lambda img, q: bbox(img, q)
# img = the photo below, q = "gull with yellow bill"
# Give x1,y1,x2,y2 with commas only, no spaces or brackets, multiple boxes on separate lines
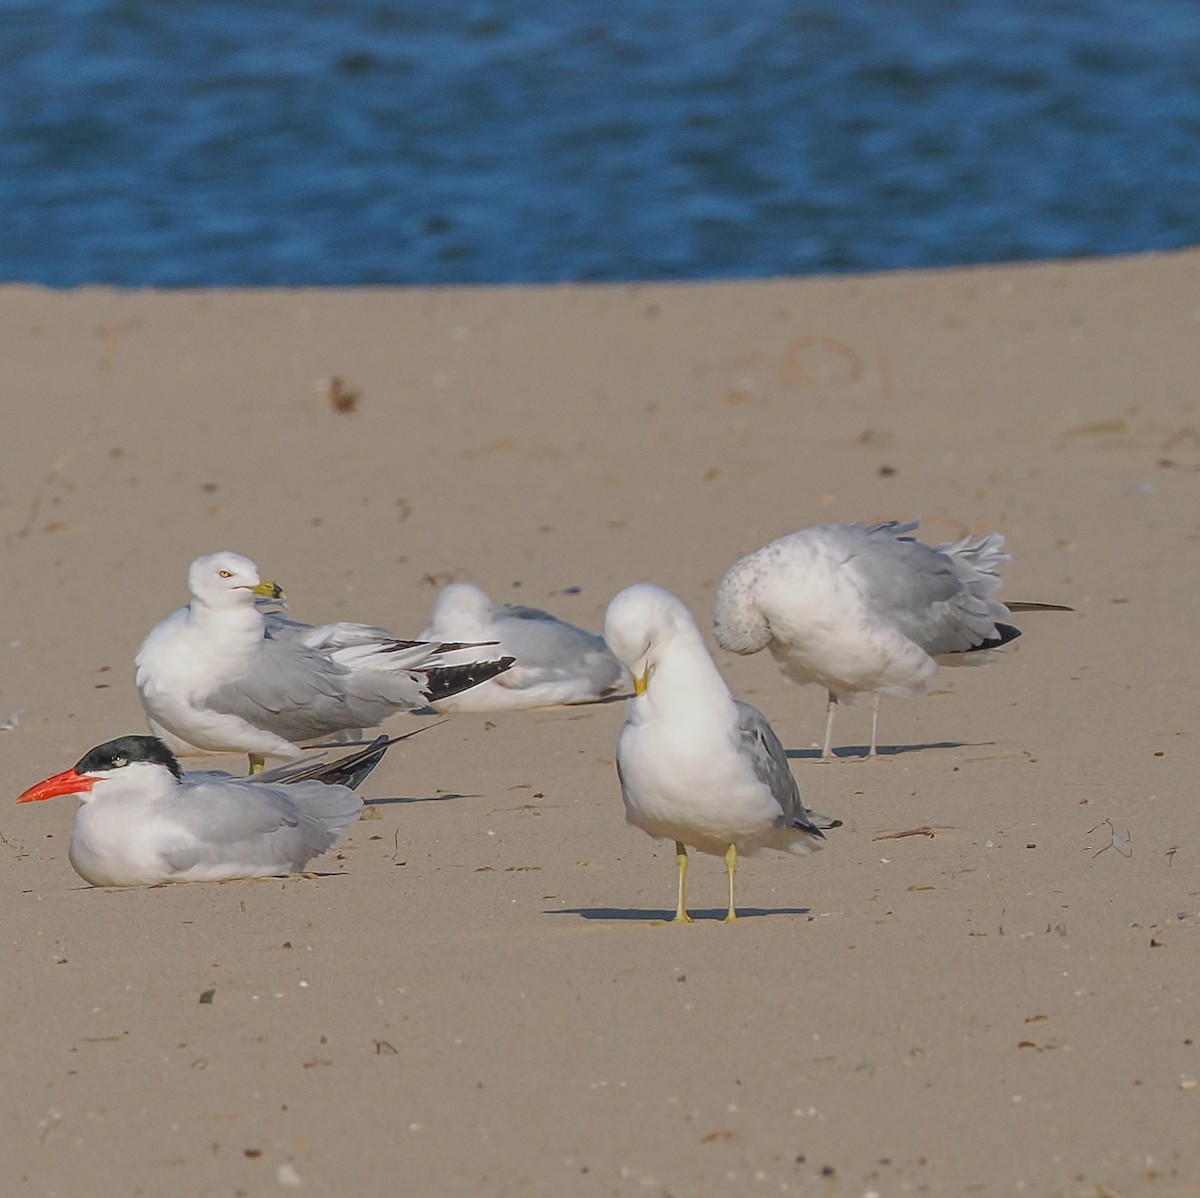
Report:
136,551,513,771
604,583,833,924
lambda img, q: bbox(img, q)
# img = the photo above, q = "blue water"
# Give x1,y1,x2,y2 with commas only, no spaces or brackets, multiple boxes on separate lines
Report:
3,1,1200,287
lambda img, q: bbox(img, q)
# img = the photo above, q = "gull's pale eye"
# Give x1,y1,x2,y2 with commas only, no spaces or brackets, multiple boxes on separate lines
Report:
218,569,233,579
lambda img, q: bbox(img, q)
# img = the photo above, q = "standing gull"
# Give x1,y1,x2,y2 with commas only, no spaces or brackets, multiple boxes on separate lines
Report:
421,582,629,711
604,584,830,924
16,734,391,887
136,552,514,771
714,519,1070,760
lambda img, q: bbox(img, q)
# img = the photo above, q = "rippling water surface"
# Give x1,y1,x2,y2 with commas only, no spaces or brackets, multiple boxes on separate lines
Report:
3,1,1199,285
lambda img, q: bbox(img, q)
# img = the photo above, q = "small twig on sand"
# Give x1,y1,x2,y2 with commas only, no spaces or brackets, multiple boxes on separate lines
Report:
872,825,936,842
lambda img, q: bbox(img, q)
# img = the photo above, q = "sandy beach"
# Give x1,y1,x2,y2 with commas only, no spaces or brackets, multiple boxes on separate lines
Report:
2,249,1199,1197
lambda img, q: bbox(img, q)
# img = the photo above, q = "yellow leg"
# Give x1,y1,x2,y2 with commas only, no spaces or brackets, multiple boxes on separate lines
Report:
248,754,265,775
723,843,738,923
673,841,693,923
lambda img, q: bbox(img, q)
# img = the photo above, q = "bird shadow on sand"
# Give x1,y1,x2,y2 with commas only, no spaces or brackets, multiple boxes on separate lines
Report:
548,905,813,923
785,740,983,761
85,871,354,891
364,792,479,807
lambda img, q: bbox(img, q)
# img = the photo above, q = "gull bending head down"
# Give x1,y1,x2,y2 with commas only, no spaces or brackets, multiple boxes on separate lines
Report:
604,583,831,924
714,519,1071,760
136,551,514,771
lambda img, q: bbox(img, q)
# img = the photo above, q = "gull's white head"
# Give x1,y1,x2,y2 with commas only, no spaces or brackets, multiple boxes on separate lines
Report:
713,556,771,655
604,584,699,695
430,582,494,628
187,551,283,609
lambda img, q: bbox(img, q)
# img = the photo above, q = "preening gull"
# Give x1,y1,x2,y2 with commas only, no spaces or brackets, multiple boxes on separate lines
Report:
136,552,514,771
714,519,1070,759
421,582,629,711
604,583,831,923
16,734,391,887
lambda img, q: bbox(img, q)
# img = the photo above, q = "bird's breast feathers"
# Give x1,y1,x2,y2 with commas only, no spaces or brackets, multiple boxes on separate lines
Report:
139,617,262,700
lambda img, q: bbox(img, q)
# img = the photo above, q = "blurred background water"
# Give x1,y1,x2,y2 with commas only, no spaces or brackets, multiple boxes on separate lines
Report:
2,0,1199,287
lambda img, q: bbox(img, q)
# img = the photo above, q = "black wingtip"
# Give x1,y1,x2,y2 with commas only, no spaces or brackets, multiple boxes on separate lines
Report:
325,736,392,791
421,656,517,703
269,722,451,787
981,622,1023,650
278,735,393,789
795,812,842,840
955,624,1022,653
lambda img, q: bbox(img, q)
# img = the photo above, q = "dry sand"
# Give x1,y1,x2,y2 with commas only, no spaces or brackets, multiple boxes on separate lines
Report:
2,250,1199,1197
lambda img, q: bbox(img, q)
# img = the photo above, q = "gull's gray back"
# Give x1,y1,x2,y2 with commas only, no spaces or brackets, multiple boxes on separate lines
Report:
263,614,398,649
735,700,823,838
205,635,424,742
495,604,624,687
852,521,1012,656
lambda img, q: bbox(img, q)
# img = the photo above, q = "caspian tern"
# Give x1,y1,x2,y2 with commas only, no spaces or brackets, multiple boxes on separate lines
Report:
16,734,391,887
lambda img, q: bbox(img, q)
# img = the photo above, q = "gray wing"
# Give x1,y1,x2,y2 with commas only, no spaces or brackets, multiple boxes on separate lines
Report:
850,522,1011,656
206,636,428,742
160,776,361,875
266,614,450,666
735,701,825,839
492,605,627,692
263,614,397,645
265,614,510,693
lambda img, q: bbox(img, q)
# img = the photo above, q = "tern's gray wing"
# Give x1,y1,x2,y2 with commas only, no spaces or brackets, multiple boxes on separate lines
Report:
850,523,1013,656
493,605,627,691
735,701,825,839
160,776,362,875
